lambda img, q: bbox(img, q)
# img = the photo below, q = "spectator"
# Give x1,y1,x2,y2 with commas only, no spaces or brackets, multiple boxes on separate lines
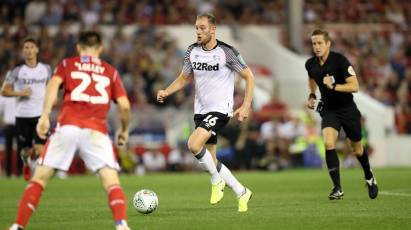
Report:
167,142,195,171
142,146,167,172
0,94,19,177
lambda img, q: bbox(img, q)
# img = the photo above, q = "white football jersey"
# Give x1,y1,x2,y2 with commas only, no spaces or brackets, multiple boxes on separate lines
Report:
4,62,51,117
182,40,247,116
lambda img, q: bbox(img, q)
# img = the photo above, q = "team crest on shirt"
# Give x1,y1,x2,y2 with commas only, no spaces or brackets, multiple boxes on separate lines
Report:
348,66,356,76
81,56,90,63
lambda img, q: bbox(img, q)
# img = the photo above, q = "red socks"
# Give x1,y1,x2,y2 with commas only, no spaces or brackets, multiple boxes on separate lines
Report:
15,181,44,227
107,185,127,223
13,182,127,227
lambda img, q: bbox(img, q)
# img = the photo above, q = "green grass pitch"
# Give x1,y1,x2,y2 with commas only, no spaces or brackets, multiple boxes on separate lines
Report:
1,168,410,230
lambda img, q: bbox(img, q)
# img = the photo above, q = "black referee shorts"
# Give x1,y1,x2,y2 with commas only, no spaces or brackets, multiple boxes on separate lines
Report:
320,105,362,142
16,117,46,151
194,112,230,145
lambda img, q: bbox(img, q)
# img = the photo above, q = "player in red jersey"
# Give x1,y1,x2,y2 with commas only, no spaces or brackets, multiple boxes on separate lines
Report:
8,31,132,230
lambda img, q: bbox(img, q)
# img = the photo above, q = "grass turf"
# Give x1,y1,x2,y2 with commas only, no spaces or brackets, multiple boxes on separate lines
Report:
1,167,410,230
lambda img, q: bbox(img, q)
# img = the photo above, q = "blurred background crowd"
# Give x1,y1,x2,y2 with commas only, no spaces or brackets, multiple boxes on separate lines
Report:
0,0,410,176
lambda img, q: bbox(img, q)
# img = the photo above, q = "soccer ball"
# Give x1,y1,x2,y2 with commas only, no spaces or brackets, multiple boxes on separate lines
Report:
132,189,158,214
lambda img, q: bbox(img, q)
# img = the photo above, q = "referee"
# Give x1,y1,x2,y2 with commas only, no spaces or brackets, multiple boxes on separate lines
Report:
305,29,378,200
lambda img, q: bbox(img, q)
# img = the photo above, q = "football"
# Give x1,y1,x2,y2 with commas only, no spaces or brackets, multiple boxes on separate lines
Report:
132,189,159,214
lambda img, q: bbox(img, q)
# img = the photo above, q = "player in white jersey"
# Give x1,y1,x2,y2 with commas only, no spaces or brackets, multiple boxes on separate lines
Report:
1,37,51,180
157,13,255,212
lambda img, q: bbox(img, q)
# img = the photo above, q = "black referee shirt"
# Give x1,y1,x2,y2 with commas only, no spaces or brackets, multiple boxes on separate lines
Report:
305,51,356,110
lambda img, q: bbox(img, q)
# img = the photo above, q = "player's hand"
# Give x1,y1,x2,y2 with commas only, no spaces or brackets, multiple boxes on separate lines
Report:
306,98,316,110
36,116,50,140
157,90,169,103
20,87,32,97
116,130,129,147
234,104,250,122
323,74,334,89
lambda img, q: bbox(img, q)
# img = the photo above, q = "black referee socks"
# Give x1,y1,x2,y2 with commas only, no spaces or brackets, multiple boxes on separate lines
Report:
326,149,341,188
356,149,373,180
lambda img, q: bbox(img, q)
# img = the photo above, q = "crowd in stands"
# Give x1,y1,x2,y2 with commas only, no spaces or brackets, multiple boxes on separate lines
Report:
0,0,410,176
304,0,411,24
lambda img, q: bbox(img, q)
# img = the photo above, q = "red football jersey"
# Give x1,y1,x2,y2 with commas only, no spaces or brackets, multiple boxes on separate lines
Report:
54,56,126,133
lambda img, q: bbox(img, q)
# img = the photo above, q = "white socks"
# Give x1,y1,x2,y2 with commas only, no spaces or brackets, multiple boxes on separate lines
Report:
218,163,245,197
194,147,246,196
195,148,222,184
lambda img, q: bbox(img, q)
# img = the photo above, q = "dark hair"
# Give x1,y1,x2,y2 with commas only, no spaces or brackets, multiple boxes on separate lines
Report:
77,31,102,47
197,13,216,25
22,37,39,47
311,29,331,42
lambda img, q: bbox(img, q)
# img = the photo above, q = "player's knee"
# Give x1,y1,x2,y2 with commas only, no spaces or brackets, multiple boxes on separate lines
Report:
98,167,120,190
352,143,363,155
31,166,55,188
324,140,336,150
31,175,49,188
187,139,201,154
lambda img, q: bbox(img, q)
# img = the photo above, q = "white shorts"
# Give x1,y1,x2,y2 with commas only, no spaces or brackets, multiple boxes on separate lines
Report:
38,125,120,172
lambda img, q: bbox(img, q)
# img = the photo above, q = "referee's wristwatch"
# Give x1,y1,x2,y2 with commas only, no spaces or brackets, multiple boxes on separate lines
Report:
332,84,336,91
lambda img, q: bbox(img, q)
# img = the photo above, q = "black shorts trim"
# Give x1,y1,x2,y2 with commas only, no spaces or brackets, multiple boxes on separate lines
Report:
194,112,230,145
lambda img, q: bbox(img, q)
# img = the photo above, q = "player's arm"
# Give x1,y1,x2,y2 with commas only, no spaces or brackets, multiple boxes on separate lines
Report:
41,77,63,117
115,96,130,146
306,78,318,109
309,77,317,94
157,71,191,103
234,67,254,121
1,83,32,97
36,76,63,139
1,69,32,97
334,75,359,93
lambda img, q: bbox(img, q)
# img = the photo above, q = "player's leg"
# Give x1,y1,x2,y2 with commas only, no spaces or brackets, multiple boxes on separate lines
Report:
348,140,373,180
9,165,55,230
188,127,225,204
79,128,129,230
322,127,343,199
343,106,378,199
188,129,222,184
206,144,252,211
349,140,378,199
98,167,130,230
206,144,249,198
9,125,80,230
15,117,34,181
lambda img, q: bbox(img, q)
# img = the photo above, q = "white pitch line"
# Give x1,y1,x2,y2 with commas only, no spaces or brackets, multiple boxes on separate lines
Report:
380,191,411,197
